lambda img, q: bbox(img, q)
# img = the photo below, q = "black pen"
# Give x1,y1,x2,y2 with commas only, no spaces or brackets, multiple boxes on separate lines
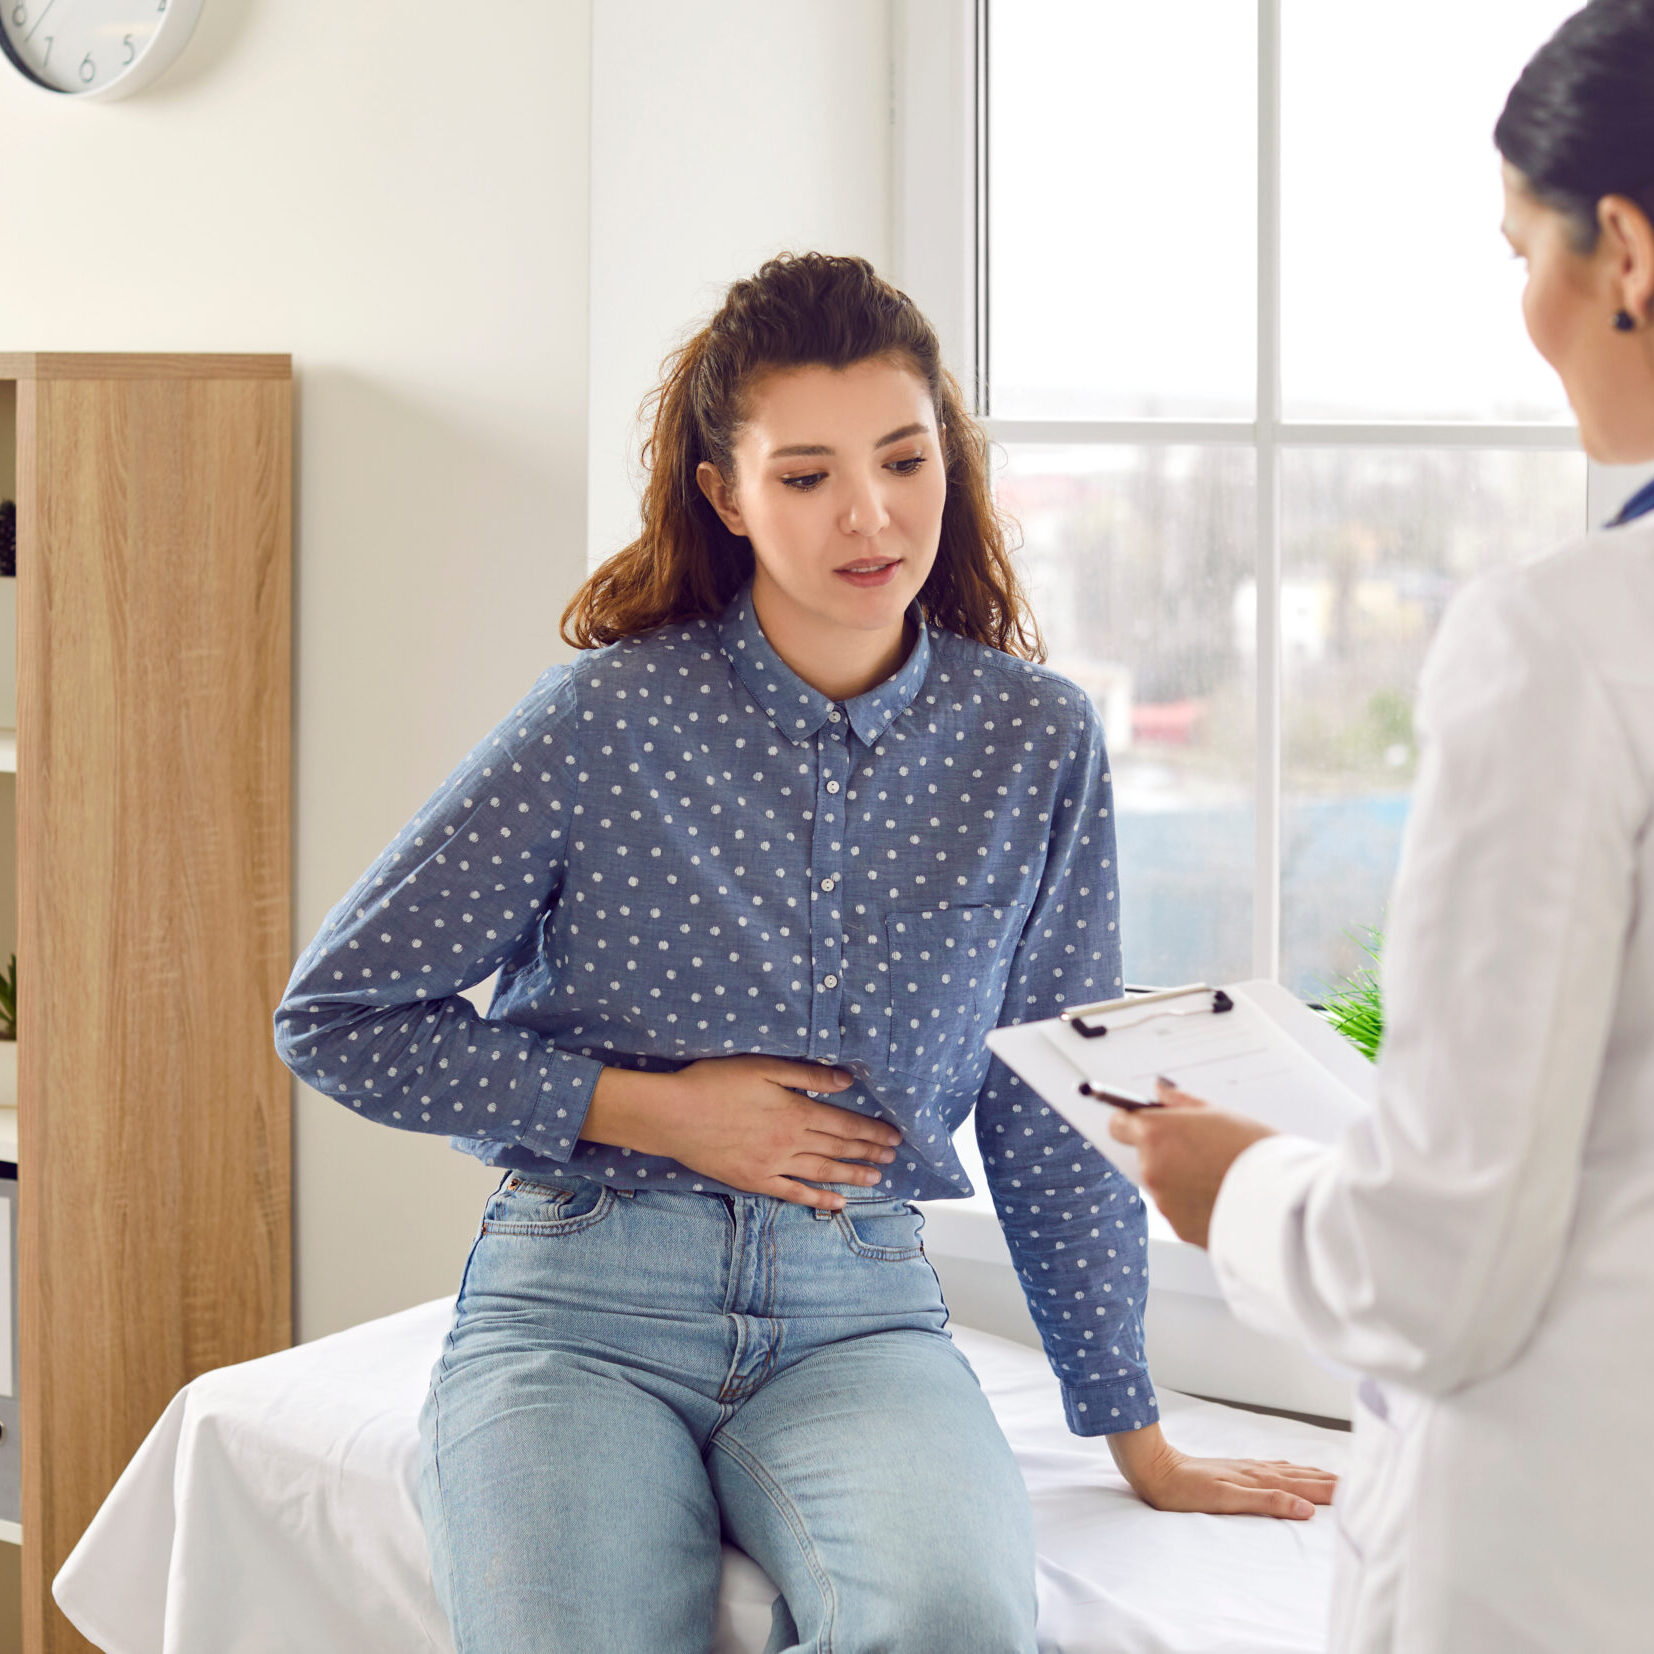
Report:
1078,1082,1164,1112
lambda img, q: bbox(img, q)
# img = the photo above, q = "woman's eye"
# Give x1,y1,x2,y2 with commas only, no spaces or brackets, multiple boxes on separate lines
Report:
781,472,826,491
888,455,928,476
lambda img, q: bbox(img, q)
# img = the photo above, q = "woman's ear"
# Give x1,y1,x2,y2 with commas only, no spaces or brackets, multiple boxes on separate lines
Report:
1598,195,1654,323
696,461,748,538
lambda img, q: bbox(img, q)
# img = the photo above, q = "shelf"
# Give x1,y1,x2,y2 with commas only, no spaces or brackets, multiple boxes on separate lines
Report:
0,1521,18,1547
2,351,293,1654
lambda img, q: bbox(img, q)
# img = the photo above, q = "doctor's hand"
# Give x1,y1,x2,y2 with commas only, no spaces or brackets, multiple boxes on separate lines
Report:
1108,1080,1276,1248
1107,1422,1337,1520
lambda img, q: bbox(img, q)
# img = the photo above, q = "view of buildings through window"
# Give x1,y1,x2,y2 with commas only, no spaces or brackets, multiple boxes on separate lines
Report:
998,446,1585,995
985,0,1585,999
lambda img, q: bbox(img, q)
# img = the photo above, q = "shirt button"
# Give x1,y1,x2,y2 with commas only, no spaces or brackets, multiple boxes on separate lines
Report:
826,779,841,794
820,877,836,893
828,710,842,723
821,974,839,990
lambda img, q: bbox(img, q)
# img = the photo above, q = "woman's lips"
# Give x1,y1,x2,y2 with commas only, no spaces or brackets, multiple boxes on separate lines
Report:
835,559,901,589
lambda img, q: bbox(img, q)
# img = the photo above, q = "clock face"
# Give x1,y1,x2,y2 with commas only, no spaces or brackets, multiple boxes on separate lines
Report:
0,0,204,99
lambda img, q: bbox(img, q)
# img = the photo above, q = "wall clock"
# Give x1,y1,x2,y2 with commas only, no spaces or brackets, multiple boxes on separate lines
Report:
1,0,206,100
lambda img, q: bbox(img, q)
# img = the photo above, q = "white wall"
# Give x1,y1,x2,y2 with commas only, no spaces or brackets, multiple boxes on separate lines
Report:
0,0,593,1342
0,0,896,1342
587,0,894,567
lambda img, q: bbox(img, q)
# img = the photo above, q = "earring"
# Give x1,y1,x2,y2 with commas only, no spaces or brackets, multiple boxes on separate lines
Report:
1614,309,1637,332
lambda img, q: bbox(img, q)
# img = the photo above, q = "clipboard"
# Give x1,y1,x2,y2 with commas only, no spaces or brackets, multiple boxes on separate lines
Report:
985,979,1374,1188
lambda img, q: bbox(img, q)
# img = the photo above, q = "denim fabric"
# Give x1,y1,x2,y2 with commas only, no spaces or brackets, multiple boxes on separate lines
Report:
418,1175,1040,1654
276,585,1155,1431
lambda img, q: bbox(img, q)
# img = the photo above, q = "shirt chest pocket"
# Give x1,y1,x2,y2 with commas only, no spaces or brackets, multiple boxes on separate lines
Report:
885,905,1015,1080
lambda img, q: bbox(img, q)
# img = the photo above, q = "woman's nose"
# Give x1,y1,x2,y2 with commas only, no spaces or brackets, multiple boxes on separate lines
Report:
840,476,891,537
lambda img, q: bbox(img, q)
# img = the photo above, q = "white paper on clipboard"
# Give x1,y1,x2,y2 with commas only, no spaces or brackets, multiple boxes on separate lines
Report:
985,979,1374,1187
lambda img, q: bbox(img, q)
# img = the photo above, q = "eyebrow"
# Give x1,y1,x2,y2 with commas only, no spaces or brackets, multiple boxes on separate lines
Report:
769,421,931,460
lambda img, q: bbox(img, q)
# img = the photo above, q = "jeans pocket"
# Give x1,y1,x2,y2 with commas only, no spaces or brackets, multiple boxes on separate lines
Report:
481,1174,615,1237
833,1197,926,1261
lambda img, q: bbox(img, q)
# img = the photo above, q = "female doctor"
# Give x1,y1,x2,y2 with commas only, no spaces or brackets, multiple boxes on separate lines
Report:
1111,3,1654,1650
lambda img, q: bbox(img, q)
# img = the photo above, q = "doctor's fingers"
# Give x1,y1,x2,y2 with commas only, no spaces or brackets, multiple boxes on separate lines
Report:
1153,1077,1209,1109
1107,1109,1147,1147
1109,1108,1198,1155
1128,1106,1276,1168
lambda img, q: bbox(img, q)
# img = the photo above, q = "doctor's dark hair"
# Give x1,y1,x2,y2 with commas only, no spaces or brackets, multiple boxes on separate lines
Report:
561,251,1042,659
1495,0,1654,252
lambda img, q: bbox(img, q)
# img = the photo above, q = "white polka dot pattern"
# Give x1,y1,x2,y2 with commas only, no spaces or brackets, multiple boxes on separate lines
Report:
273,585,1154,1431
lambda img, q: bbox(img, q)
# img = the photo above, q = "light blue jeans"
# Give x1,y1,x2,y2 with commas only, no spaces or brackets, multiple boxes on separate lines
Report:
417,1171,1039,1653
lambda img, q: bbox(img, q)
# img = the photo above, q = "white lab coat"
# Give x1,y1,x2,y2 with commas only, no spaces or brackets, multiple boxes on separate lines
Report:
1209,516,1654,1653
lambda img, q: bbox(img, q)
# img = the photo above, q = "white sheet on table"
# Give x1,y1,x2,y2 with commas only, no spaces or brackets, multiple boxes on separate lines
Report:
53,1299,1346,1654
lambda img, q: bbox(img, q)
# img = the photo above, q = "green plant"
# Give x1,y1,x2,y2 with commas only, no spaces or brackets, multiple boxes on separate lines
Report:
1321,926,1383,1061
0,953,15,1041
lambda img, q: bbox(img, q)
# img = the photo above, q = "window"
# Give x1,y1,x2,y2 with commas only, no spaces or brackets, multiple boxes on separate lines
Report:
893,0,1634,999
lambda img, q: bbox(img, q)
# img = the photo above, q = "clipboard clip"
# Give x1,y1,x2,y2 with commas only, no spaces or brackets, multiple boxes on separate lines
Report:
1064,985,1234,1041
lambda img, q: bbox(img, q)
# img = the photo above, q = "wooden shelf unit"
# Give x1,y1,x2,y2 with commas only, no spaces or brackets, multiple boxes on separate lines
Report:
0,353,293,1654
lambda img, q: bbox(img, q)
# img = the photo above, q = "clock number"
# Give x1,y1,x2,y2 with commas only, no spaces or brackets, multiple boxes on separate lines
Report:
122,33,134,64
15,0,58,43
40,34,50,66
78,49,93,82
158,0,167,9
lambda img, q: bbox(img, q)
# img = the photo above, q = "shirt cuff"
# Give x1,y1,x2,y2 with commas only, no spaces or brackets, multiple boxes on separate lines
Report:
521,1046,605,1162
1059,1370,1159,1437
1208,1133,1332,1344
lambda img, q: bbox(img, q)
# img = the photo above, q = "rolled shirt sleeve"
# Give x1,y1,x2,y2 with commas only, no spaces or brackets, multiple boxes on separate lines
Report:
273,666,605,1161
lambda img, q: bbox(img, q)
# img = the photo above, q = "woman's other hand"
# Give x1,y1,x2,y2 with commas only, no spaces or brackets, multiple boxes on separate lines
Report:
1108,1079,1276,1247
582,1056,903,1210
1107,1422,1337,1519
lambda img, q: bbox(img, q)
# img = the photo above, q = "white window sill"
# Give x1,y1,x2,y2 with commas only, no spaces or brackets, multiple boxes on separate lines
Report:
919,1147,1352,1422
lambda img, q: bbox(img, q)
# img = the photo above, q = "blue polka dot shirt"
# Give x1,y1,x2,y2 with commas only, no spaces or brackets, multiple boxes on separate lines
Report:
274,585,1156,1433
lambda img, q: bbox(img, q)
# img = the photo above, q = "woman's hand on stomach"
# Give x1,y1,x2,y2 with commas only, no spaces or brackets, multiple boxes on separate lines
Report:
580,1056,902,1210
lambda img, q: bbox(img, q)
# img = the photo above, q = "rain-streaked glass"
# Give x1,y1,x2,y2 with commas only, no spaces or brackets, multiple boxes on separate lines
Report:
1279,447,1587,1000
996,446,1257,987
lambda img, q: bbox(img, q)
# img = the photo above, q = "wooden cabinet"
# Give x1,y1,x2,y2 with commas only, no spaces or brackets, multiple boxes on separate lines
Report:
0,354,293,1654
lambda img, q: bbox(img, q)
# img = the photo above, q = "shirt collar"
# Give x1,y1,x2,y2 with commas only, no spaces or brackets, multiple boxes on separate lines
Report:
715,585,933,747
1609,474,1654,528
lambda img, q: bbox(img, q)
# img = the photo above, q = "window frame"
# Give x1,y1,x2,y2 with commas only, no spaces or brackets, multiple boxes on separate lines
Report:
893,0,1639,982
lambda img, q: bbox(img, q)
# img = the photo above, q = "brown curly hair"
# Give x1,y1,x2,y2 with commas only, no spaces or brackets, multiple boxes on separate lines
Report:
561,252,1042,660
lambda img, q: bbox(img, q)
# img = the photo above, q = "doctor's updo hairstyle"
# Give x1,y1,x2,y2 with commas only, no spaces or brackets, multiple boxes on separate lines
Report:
1495,0,1654,252
561,251,1041,659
